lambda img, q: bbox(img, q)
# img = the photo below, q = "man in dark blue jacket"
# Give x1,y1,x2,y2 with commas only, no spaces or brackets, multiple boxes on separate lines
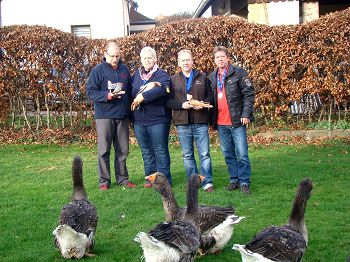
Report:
86,42,136,190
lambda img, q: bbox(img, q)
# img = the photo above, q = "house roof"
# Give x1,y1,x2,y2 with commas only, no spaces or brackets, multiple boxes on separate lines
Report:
248,0,311,3
130,9,156,25
193,0,320,18
193,0,213,18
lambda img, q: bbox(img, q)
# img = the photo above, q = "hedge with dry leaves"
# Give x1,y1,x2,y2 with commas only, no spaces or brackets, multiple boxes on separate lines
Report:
0,8,349,129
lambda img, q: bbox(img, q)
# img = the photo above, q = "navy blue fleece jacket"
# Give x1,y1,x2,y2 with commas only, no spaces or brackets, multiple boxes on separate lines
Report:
131,68,171,125
86,60,131,119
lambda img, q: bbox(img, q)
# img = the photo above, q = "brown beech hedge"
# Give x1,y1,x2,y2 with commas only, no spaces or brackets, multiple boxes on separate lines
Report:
0,8,349,129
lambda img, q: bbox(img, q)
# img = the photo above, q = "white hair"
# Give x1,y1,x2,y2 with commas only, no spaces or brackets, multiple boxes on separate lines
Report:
140,46,157,60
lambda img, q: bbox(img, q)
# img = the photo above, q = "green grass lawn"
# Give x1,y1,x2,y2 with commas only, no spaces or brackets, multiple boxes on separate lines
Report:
0,140,349,261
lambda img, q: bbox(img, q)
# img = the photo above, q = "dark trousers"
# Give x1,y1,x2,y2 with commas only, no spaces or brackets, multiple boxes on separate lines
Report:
96,118,130,187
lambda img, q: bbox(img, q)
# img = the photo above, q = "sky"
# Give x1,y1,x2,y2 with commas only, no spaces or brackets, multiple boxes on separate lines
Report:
134,0,203,19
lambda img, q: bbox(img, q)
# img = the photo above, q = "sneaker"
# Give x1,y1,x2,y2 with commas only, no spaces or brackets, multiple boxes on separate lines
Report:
205,187,214,193
143,181,152,188
123,181,137,188
241,184,251,194
227,182,240,191
99,185,109,191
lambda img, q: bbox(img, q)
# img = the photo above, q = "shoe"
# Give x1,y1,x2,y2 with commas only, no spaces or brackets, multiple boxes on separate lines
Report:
241,184,251,194
123,181,136,188
205,187,214,193
143,182,152,188
227,182,240,191
99,185,109,191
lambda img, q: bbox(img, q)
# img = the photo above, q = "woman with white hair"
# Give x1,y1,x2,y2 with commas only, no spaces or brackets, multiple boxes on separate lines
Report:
131,46,172,187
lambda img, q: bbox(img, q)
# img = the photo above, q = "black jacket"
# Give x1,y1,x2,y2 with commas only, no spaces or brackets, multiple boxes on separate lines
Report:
208,64,255,129
167,70,213,125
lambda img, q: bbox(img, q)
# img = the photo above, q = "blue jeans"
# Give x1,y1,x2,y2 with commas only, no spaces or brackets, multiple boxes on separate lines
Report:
176,124,213,189
217,125,251,186
134,122,172,185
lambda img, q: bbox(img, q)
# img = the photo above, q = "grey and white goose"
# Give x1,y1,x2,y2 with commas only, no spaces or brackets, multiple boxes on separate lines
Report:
134,174,204,262
147,172,245,255
233,178,313,262
53,156,98,259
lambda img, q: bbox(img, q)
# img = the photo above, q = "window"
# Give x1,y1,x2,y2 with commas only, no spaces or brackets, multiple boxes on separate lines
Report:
71,25,91,38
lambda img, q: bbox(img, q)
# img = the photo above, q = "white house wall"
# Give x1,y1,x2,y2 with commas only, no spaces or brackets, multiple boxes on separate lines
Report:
268,1,300,25
2,0,130,39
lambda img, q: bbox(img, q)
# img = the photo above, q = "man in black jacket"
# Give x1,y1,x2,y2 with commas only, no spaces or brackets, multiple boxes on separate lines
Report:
167,49,214,192
208,46,255,194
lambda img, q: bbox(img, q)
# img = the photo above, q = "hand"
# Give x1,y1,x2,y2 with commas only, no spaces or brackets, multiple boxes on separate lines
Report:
193,105,203,110
241,117,250,125
134,93,144,104
112,90,125,99
188,99,213,108
108,90,125,100
131,93,144,111
182,101,192,110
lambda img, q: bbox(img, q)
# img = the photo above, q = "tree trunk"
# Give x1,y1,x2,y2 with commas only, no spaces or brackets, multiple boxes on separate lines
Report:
35,95,42,130
43,85,50,129
61,104,65,129
10,98,15,127
19,97,31,130
328,99,332,130
69,103,73,127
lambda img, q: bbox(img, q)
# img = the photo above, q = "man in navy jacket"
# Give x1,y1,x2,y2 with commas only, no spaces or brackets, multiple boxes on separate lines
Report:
86,42,136,190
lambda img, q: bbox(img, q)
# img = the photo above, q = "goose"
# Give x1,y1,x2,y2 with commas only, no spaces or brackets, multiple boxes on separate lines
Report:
53,156,98,259
134,174,204,262
232,178,313,262
131,81,161,110
146,172,245,255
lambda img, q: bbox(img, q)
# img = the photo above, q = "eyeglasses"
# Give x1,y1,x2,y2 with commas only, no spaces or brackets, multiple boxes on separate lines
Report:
105,51,120,59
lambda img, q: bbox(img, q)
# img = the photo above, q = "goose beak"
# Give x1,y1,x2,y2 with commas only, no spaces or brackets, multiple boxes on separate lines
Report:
146,174,156,182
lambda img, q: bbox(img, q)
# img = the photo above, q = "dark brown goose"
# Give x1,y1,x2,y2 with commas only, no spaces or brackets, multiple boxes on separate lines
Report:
53,156,98,259
146,172,245,255
134,174,204,261
233,178,313,262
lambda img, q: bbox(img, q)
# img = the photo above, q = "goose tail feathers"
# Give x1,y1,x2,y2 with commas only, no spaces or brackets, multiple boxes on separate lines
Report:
224,215,245,226
134,232,159,249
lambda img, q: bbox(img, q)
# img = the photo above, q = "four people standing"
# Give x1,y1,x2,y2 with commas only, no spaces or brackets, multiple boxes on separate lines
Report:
208,46,255,194
86,42,136,190
87,43,254,194
167,49,214,192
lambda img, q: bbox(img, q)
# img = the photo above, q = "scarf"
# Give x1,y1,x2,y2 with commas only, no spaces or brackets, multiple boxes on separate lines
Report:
139,64,159,83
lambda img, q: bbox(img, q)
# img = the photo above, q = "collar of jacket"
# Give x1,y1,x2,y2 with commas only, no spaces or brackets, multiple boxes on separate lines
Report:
210,64,235,82
180,69,199,79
